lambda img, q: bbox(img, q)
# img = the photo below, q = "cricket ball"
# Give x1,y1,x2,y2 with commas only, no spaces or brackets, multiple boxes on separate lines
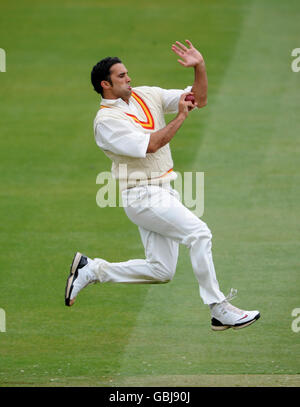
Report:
185,94,195,103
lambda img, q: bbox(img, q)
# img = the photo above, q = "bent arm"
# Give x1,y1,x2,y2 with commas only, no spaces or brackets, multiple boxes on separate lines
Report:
147,92,193,153
147,114,185,153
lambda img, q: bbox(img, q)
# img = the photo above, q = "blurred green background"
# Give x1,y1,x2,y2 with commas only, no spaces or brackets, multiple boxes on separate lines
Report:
0,0,299,386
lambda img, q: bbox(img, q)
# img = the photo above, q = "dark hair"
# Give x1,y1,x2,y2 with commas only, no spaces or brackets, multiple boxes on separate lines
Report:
91,56,122,96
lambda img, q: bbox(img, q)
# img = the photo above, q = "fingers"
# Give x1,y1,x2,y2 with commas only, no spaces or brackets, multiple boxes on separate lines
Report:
172,40,193,52
182,92,197,109
175,41,188,52
171,40,194,65
178,92,197,116
171,41,188,56
171,44,184,57
185,39,193,48
188,103,196,111
180,92,196,108
180,91,193,100
177,59,187,67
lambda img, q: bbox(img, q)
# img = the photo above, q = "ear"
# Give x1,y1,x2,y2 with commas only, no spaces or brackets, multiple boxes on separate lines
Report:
101,80,112,90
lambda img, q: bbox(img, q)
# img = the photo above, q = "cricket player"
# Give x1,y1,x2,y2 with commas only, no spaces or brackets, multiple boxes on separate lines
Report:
65,40,260,331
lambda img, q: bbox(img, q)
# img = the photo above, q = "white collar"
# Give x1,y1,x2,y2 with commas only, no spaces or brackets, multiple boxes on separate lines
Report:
101,97,132,108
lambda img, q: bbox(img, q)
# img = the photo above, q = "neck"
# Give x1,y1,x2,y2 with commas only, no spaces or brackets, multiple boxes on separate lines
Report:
103,90,131,104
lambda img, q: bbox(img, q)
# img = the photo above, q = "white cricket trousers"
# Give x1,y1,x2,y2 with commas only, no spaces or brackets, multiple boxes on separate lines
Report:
89,184,226,305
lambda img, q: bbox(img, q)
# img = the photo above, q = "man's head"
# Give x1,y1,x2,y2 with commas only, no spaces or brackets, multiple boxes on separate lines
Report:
91,57,132,101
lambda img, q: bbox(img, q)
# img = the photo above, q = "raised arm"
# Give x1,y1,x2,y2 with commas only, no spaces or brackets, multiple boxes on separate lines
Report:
171,39,208,108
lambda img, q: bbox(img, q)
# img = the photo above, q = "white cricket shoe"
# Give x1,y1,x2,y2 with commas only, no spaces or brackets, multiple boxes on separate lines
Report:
65,252,98,306
210,289,260,331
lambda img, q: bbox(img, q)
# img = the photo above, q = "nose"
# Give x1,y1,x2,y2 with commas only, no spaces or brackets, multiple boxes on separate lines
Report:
126,74,131,82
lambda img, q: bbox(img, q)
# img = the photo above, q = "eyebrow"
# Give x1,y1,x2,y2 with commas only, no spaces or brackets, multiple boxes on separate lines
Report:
118,71,128,76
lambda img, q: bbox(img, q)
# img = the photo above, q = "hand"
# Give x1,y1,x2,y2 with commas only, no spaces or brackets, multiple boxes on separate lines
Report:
177,92,197,118
171,40,204,68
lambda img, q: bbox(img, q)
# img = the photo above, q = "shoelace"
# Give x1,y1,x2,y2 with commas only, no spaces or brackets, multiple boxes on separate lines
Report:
210,288,239,313
225,288,238,302
221,288,246,315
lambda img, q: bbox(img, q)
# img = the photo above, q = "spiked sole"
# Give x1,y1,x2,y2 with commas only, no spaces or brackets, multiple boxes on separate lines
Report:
65,252,83,307
211,313,260,331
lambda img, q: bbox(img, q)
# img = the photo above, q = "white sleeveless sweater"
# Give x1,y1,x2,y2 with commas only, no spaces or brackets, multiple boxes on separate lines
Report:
93,86,177,190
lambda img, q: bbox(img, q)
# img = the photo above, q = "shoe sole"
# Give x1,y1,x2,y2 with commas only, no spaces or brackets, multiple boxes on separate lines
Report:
211,313,260,331
65,252,83,307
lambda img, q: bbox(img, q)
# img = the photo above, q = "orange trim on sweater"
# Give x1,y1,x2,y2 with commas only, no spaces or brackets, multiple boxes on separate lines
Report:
100,91,155,130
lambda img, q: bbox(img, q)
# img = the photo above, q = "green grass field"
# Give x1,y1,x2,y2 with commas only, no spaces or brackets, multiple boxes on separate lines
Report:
0,0,299,387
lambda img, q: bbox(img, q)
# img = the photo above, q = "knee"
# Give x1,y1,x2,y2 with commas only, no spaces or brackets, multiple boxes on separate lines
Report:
182,222,212,248
150,261,176,283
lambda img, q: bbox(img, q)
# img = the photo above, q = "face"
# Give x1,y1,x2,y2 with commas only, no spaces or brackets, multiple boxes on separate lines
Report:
103,63,132,101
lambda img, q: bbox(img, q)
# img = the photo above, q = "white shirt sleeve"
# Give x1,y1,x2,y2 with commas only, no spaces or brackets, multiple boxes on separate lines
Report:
159,85,192,114
95,118,150,158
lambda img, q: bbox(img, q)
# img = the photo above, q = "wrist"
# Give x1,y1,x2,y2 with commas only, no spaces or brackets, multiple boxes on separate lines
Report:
176,111,187,121
194,60,205,70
